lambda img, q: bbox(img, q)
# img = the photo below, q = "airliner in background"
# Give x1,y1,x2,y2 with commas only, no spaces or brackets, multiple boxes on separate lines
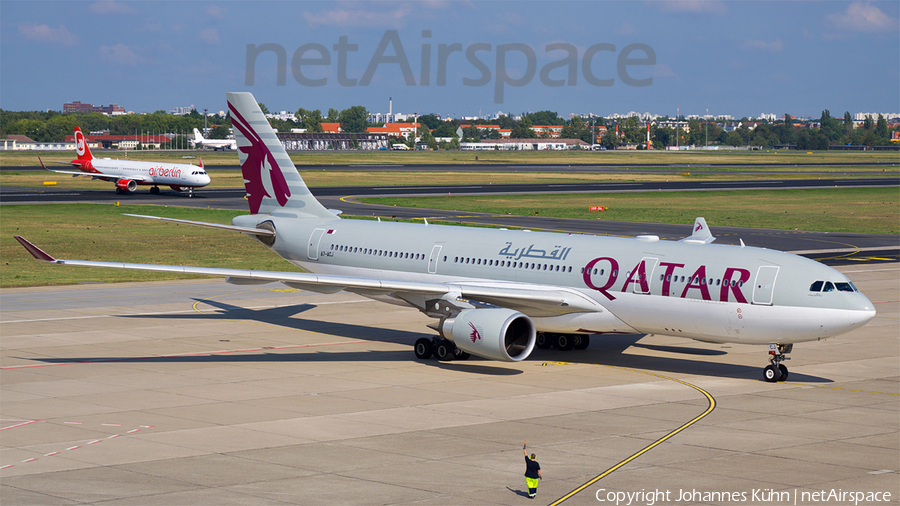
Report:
191,128,237,151
17,92,876,383
40,127,211,196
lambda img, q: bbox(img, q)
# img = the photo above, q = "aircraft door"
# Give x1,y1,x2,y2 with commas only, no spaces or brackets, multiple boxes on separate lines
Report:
633,257,659,294
428,245,442,274
752,266,780,305
307,228,326,260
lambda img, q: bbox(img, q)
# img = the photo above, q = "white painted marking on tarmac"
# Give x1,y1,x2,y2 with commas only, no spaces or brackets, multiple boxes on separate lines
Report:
1,465,14,470
66,446,81,451
0,420,42,431
21,458,38,463
44,452,60,457
88,440,102,445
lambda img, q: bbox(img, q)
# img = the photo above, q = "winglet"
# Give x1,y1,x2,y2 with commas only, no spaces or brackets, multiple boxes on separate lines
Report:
198,156,203,169
14,236,57,262
680,217,715,244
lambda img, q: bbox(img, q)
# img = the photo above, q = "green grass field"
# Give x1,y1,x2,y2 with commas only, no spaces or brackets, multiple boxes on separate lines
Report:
1,204,296,288
361,187,899,235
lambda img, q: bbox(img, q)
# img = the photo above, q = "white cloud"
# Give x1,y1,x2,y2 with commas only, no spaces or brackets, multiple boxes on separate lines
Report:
302,8,411,28
89,1,136,15
617,22,638,36
99,43,137,65
197,28,220,44
742,39,784,52
825,2,898,32
206,6,227,20
655,0,727,14
18,23,80,46
653,63,679,78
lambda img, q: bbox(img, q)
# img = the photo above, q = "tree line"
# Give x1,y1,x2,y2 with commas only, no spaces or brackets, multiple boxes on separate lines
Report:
2,106,895,150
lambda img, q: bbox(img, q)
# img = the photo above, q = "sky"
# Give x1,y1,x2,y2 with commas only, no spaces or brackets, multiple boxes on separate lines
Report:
2,1,898,119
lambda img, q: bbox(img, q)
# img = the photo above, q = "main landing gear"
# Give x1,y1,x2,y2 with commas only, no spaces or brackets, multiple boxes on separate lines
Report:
535,333,590,351
763,343,791,382
150,186,160,194
414,337,469,362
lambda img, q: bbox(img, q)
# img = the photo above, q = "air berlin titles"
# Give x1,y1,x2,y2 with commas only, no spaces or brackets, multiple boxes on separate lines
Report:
147,167,181,178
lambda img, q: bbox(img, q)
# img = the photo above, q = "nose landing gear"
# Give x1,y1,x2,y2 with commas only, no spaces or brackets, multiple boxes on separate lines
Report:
763,343,791,382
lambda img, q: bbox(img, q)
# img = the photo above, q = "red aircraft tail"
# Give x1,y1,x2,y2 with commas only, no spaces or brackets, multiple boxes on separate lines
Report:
73,126,93,161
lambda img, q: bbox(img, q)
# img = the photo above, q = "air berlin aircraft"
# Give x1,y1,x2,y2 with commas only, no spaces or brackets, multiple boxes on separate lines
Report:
17,93,876,383
40,127,211,196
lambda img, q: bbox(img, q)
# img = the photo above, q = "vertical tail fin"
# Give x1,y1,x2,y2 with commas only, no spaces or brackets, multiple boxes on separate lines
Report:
73,126,93,161
226,92,335,218
192,128,205,143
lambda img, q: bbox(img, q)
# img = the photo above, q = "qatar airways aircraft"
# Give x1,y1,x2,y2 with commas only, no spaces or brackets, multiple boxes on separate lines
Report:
16,92,876,383
40,127,211,196
191,128,237,151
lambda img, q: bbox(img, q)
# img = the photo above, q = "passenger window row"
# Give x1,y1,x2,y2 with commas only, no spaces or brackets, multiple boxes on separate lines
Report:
809,280,857,292
453,256,574,273
331,244,426,261
659,274,742,288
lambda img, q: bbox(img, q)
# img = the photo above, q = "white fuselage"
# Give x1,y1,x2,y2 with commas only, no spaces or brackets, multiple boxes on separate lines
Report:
84,158,211,188
233,214,876,346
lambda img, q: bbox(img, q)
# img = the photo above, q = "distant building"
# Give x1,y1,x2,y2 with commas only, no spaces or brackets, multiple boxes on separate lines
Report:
275,132,388,151
64,133,170,149
63,101,126,115
460,138,586,151
170,105,196,115
1,134,74,151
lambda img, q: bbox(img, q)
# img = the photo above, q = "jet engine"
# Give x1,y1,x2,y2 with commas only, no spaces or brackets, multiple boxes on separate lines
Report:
437,308,535,362
116,179,137,193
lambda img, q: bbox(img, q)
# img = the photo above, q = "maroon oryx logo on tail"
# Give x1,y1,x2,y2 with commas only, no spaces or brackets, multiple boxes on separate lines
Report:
469,322,482,343
227,101,291,214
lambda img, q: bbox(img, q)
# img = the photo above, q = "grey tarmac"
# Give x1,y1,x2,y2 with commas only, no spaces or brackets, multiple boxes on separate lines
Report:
1,264,897,505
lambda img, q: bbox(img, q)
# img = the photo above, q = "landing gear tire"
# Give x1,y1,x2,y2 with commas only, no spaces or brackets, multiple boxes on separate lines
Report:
455,350,470,360
554,333,575,351
778,364,789,381
435,341,455,361
573,335,590,350
763,343,792,383
414,338,433,360
535,333,552,350
188,188,194,198
115,188,123,194
150,186,160,195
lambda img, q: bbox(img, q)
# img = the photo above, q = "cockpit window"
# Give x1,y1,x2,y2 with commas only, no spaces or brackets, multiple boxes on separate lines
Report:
809,281,823,292
823,281,835,292
834,282,854,292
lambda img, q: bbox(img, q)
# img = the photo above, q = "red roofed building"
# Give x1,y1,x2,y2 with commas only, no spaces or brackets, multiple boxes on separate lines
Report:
320,122,342,133
366,122,421,139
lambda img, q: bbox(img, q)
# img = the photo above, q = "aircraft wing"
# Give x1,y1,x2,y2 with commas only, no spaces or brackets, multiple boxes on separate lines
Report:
15,236,600,317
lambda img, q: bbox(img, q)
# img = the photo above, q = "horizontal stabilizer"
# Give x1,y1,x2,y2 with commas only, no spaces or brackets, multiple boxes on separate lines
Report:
123,214,275,236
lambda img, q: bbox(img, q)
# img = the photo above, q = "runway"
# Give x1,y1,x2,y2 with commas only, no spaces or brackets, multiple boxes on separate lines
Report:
2,265,898,505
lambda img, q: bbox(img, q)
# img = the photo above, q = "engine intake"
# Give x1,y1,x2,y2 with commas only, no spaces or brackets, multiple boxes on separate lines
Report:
116,179,137,193
438,308,535,362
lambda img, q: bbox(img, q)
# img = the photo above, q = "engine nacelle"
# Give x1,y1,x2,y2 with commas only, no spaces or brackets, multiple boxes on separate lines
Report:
169,185,184,192
438,309,535,362
116,179,137,193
